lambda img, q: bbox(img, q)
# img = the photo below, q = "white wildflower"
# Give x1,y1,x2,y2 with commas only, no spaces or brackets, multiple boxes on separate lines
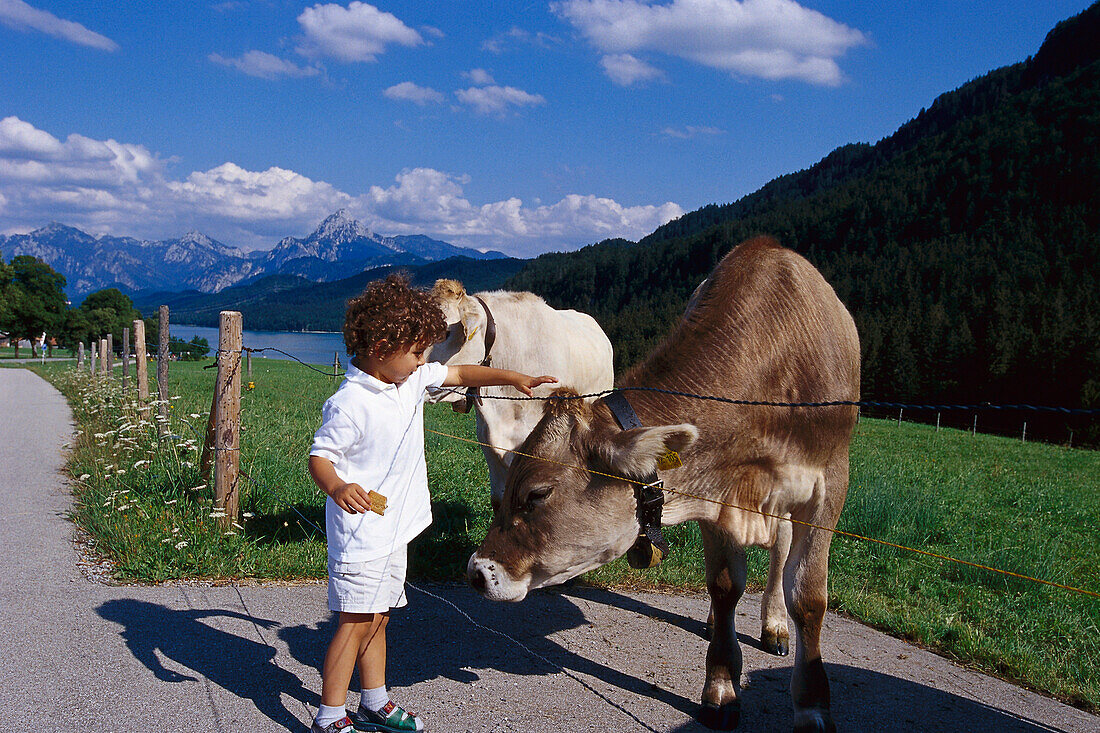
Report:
174,541,188,550
242,512,253,518
78,474,91,481
164,499,177,505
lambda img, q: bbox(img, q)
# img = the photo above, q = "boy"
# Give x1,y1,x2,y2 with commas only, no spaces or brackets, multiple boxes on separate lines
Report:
308,274,556,733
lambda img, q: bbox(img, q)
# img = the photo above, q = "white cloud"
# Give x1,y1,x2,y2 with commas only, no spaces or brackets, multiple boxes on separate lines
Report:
295,1,422,63
464,68,495,86
0,0,118,51
209,51,320,80
481,26,561,54
600,53,665,86
554,0,866,86
455,85,547,115
660,125,724,139
383,81,445,105
0,117,682,255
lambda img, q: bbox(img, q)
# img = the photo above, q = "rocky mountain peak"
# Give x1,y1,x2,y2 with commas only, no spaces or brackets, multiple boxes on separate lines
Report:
179,230,213,246
312,209,375,244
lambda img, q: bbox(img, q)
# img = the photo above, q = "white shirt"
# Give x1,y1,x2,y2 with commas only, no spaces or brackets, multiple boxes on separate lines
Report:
310,359,449,562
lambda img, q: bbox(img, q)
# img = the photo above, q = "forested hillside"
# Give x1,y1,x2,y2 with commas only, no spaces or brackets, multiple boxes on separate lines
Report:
133,255,527,331
507,4,1100,442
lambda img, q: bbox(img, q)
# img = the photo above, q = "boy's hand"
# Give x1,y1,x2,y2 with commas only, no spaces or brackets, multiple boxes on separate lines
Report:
514,374,558,396
331,483,386,515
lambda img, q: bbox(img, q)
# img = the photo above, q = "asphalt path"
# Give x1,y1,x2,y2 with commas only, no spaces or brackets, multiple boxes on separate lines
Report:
1,366,1097,732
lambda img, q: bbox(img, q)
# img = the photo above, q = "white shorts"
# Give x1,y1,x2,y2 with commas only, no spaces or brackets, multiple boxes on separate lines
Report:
327,546,409,614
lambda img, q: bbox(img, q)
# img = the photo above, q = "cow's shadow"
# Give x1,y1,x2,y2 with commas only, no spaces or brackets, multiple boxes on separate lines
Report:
666,663,1069,732
97,598,318,732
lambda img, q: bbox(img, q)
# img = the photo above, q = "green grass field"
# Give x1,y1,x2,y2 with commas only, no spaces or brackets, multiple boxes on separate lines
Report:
32,359,1100,711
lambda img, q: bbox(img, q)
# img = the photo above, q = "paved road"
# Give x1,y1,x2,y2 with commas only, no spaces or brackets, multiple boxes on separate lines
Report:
1,366,1097,732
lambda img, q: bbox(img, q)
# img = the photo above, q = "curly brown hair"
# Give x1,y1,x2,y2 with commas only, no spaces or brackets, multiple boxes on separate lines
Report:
343,273,448,359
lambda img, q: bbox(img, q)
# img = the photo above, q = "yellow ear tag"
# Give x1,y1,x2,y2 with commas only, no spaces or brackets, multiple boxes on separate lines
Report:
656,449,683,471
465,326,479,342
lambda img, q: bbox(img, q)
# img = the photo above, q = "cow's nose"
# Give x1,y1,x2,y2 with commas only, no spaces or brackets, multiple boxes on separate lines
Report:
468,564,487,593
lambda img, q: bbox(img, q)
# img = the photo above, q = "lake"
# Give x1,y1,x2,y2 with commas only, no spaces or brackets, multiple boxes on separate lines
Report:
171,325,347,367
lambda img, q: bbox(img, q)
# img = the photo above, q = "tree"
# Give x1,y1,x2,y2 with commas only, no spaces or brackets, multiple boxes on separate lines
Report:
0,257,14,340
6,256,67,358
76,288,141,352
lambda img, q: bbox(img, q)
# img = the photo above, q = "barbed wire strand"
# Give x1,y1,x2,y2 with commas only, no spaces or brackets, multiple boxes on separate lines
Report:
211,346,1100,416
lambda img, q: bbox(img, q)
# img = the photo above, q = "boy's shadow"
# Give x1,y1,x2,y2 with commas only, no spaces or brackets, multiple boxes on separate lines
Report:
278,584,701,724
98,599,318,732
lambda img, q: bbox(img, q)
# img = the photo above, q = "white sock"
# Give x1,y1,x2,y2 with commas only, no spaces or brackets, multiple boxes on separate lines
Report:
315,704,346,727
362,685,388,711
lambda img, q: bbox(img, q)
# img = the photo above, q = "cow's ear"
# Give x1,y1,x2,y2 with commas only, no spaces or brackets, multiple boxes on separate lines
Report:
599,424,698,479
432,279,466,301
544,388,584,418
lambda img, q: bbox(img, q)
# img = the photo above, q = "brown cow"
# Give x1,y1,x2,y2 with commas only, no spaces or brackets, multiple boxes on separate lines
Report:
467,237,860,731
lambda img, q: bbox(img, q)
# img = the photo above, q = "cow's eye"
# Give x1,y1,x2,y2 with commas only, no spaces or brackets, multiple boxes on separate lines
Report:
524,486,553,509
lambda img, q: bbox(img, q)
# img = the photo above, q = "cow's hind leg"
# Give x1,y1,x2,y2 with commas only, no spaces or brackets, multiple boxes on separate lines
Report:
699,522,746,730
760,515,791,656
785,459,847,733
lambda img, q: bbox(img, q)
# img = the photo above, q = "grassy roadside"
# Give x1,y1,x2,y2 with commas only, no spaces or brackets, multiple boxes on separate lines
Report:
31,359,1100,710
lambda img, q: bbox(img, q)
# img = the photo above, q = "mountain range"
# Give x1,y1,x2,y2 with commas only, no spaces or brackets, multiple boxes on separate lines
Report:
0,209,506,299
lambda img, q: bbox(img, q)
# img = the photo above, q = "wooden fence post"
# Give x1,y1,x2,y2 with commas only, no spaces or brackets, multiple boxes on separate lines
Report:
121,327,130,390
1022,422,1027,442
106,333,113,374
100,339,108,377
246,349,252,379
158,306,169,435
972,414,978,437
333,351,340,384
133,320,148,401
897,407,903,427
936,412,941,432
214,311,242,528
77,342,84,369
89,341,96,378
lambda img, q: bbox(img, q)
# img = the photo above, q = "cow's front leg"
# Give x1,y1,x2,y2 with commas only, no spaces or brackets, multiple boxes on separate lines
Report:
699,522,746,730
761,514,791,656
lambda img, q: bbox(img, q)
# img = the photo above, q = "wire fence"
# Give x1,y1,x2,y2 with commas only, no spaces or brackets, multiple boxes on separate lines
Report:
197,341,1100,600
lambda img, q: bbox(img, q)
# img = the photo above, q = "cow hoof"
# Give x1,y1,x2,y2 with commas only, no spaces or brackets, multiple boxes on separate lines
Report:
698,701,740,730
792,710,836,732
760,629,789,656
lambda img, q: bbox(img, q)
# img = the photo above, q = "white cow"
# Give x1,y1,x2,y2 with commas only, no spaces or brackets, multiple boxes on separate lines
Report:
426,279,614,510
429,277,791,656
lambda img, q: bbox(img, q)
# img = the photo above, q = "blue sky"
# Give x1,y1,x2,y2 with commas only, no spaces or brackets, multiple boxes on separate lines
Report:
0,1,1091,257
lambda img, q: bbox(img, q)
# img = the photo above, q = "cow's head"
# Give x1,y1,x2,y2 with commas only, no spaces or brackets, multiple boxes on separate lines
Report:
425,279,490,406
467,389,697,601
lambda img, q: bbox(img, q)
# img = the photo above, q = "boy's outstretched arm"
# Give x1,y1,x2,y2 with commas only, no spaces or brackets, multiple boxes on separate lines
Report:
443,365,558,397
